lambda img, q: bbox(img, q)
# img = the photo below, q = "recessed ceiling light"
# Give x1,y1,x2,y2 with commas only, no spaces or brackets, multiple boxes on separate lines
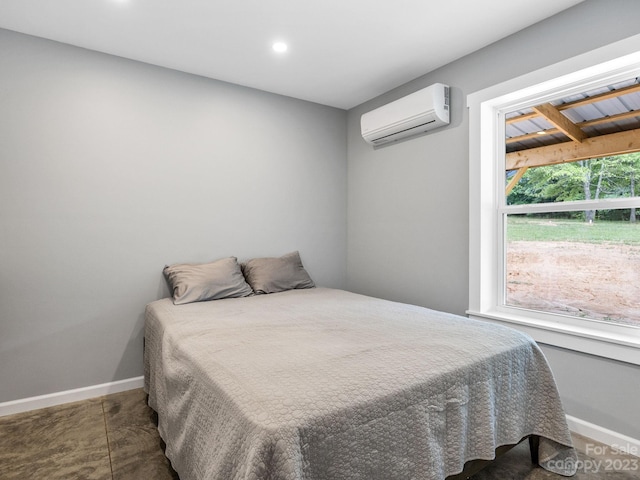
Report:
272,42,288,53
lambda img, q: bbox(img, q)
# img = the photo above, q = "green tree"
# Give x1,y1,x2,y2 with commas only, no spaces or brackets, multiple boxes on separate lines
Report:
507,152,640,222
601,152,640,222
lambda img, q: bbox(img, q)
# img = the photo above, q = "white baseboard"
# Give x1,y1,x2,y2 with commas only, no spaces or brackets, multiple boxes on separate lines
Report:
567,414,640,457
0,376,145,418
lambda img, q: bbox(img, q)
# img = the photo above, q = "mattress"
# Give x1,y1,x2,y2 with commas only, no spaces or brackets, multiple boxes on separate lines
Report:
144,287,577,479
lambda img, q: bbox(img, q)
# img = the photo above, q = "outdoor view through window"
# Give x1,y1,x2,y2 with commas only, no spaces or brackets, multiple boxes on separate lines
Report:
503,77,640,328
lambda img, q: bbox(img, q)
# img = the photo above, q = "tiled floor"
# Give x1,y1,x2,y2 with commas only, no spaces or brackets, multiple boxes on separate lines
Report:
0,389,177,480
0,388,638,480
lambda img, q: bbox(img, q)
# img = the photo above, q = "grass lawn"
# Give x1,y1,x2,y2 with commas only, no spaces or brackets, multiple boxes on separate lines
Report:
506,216,640,245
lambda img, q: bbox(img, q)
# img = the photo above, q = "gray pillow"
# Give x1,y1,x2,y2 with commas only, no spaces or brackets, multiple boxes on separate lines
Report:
242,251,315,294
163,257,253,305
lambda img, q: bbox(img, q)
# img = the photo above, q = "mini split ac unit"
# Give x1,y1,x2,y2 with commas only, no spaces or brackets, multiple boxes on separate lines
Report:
361,83,450,146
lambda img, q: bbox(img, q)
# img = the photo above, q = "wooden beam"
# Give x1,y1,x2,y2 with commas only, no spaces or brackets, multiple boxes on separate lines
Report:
506,167,529,195
580,109,640,127
556,82,640,111
505,83,640,124
506,128,640,170
507,110,640,145
531,103,586,143
506,111,538,125
506,128,561,145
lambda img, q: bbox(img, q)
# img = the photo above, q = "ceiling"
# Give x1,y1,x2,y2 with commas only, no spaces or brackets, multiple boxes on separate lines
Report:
0,0,584,109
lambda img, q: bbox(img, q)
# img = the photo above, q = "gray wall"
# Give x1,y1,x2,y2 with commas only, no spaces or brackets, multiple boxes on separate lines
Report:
0,29,347,403
540,345,640,439
347,0,640,439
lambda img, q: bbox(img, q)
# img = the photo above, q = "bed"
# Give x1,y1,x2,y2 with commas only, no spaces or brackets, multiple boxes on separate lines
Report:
144,287,577,480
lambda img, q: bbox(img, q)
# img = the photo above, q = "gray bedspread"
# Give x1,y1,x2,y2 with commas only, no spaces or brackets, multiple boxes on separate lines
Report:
144,288,577,479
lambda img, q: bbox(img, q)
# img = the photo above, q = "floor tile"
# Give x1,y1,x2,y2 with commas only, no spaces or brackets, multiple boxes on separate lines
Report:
103,389,178,480
0,398,112,480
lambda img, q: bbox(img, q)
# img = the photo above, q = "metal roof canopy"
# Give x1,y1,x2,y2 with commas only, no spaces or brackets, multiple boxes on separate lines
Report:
504,77,640,194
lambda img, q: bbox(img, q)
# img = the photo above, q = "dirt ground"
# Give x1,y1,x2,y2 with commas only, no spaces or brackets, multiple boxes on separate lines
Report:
506,241,640,327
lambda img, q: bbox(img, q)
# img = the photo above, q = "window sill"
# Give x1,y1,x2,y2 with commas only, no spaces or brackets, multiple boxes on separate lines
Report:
466,308,640,366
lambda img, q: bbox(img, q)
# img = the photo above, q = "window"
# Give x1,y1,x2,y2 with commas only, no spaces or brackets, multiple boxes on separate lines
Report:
468,34,640,365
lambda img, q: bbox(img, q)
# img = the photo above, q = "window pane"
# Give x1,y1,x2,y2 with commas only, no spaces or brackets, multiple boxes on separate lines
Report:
506,154,640,207
505,213,640,327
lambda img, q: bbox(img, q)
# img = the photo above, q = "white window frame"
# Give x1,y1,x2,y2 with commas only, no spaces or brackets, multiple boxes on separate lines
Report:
467,33,640,366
